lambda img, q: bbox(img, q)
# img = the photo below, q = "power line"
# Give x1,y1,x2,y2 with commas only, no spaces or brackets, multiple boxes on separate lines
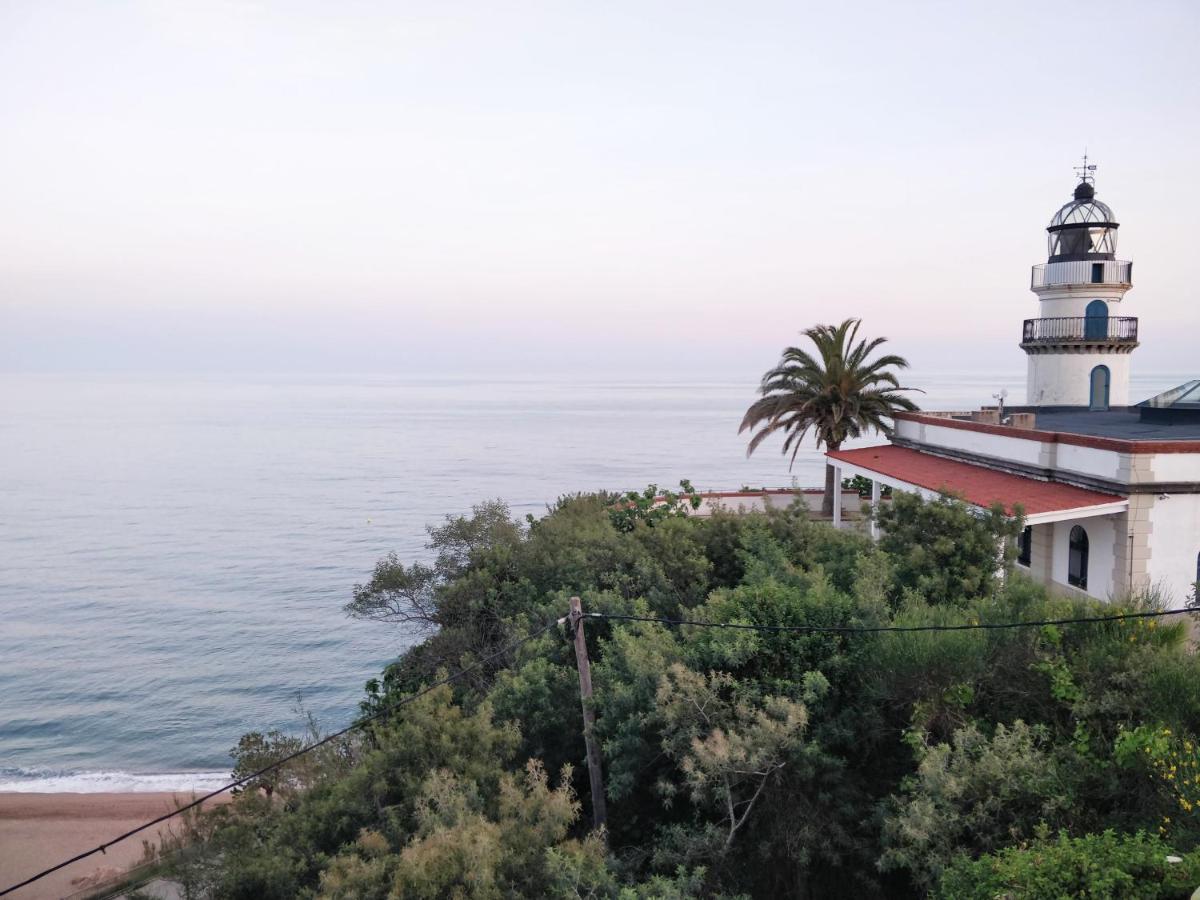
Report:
0,620,558,898
586,608,1195,634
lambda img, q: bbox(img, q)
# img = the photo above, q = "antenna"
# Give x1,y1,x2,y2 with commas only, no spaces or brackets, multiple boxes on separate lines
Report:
993,387,1008,421
1074,150,1097,185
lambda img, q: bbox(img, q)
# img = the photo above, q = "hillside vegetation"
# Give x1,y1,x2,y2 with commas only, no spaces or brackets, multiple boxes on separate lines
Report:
162,490,1200,898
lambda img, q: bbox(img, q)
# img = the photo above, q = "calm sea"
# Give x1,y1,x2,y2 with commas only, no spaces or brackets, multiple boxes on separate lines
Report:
0,371,1184,791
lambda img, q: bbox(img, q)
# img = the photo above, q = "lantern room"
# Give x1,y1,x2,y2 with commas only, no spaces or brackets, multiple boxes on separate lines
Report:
1046,181,1119,262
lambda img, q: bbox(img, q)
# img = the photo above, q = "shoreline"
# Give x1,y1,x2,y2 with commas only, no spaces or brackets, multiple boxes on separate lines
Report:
0,770,232,794
0,791,227,900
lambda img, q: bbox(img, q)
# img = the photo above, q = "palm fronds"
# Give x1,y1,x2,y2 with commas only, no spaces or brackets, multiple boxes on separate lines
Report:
740,319,921,511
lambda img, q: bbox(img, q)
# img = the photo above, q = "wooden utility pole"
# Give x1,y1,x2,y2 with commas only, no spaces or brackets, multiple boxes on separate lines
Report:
568,595,607,832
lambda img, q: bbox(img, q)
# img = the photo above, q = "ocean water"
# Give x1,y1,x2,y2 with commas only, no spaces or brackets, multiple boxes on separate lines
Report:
0,371,1184,791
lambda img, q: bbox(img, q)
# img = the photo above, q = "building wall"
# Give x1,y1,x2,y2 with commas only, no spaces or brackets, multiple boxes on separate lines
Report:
895,420,1045,466
1049,515,1118,600
1145,493,1200,606
669,489,863,518
1034,285,1130,319
1149,451,1200,483
1056,442,1123,481
894,417,1200,492
1026,352,1131,408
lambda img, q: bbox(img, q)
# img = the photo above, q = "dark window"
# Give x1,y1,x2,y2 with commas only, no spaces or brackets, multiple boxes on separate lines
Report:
1018,526,1032,567
1068,526,1089,589
1091,262,1104,283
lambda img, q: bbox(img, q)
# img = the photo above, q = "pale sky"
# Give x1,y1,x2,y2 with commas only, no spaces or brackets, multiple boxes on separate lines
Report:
2,1,1198,377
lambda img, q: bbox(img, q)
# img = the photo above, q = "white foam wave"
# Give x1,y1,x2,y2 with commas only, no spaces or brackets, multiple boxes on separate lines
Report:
0,768,232,793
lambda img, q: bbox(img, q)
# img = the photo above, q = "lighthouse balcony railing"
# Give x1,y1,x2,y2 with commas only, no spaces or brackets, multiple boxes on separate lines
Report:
1021,316,1139,344
1031,260,1132,289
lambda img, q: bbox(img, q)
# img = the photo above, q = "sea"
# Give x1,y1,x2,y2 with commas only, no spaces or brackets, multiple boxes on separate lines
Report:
0,371,1186,792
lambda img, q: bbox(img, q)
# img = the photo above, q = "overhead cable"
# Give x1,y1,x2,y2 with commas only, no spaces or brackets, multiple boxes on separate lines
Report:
586,608,1194,634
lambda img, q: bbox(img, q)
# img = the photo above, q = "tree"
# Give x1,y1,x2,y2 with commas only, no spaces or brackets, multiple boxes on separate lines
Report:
740,318,919,515
229,730,306,799
336,761,612,900
935,830,1200,900
608,480,703,533
879,720,1072,890
344,554,440,633
873,492,1021,606
656,664,807,855
344,500,521,633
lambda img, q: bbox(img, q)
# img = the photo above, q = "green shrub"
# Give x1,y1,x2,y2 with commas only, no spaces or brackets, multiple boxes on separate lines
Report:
935,830,1200,900
880,721,1074,889
874,491,1020,606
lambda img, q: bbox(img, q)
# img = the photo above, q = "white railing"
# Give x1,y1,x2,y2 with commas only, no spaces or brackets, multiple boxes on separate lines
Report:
1031,259,1132,289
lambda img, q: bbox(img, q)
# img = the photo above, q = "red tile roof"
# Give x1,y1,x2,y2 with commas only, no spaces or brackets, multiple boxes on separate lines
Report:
827,445,1125,517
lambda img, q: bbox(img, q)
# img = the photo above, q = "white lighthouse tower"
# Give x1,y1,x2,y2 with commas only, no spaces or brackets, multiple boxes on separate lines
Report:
1022,160,1137,409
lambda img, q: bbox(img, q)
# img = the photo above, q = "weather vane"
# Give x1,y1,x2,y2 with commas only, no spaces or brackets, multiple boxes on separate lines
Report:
1074,150,1097,185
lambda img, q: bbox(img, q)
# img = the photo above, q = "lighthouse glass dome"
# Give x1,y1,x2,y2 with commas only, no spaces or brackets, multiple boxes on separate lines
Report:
1046,182,1119,262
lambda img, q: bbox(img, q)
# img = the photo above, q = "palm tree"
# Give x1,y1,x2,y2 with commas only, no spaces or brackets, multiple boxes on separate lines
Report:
740,318,920,516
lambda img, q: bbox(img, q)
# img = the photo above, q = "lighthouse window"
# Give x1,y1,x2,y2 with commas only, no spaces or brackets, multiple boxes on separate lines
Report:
1068,526,1089,589
1091,263,1104,283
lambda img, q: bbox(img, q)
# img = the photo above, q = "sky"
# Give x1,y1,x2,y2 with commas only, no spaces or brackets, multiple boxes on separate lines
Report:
2,0,1198,378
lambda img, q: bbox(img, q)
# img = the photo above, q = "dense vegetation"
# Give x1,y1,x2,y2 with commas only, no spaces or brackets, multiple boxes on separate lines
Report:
162,489,1200,898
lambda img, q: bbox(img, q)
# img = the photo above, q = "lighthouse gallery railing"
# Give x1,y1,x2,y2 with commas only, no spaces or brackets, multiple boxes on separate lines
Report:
1021,316,1139,344
1031,260,1132,288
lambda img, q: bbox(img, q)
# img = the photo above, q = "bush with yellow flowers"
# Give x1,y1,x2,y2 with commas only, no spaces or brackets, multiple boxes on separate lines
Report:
1115,724,1200,833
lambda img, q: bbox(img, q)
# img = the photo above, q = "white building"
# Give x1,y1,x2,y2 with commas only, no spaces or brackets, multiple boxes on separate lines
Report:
826,169,1200,607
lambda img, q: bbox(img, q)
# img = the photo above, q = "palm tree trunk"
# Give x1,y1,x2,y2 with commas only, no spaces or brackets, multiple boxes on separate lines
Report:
822,442,842,517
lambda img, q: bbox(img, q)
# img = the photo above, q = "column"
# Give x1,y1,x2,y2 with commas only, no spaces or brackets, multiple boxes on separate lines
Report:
832,465,842,529
869,479,881,540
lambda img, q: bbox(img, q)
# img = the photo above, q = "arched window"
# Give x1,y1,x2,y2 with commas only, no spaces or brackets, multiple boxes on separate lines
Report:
1089,365,1110,411
1068,525,1089,589
1085,299,1109,339
1017,526,1032,567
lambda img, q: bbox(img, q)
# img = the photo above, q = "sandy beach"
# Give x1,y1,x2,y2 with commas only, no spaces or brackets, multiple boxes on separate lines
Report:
0,792,220,900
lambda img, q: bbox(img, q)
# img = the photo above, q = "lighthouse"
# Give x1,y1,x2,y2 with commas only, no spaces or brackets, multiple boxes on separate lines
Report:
828,159,1200,608
1022,160,1138,409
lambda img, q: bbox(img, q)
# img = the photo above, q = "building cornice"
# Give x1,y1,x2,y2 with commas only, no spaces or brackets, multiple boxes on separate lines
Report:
1020,343,1139,355
893,411,1200,454
890,436,1200,495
